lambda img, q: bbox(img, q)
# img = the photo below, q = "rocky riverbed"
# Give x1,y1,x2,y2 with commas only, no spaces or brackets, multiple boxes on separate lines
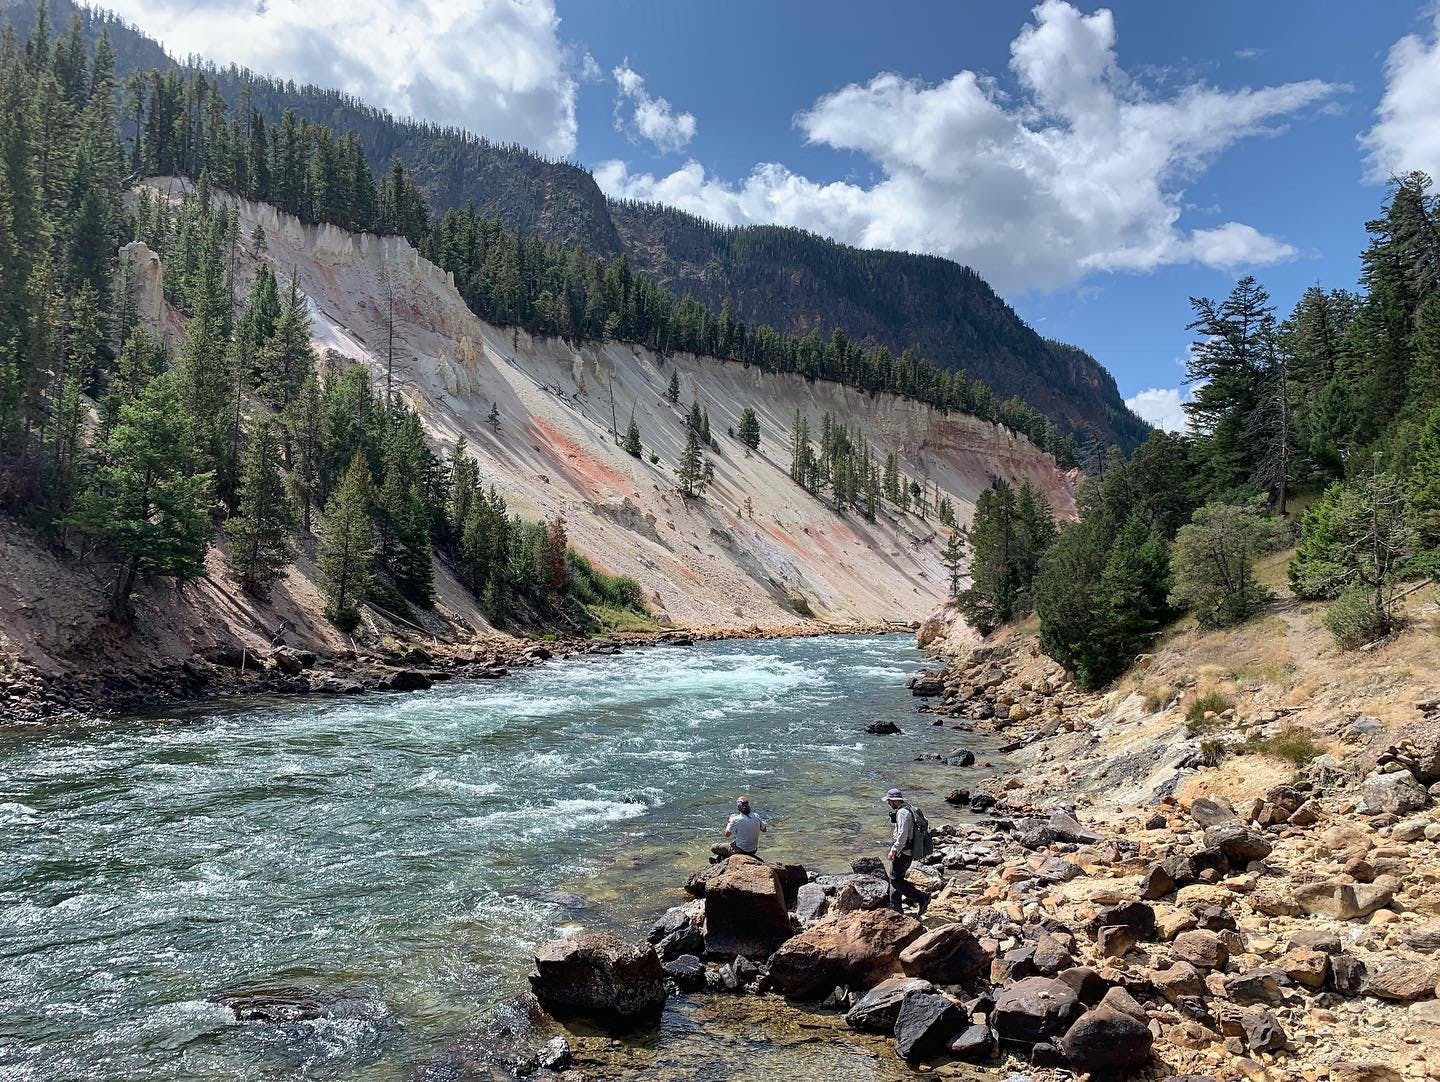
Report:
482,635,1440,1081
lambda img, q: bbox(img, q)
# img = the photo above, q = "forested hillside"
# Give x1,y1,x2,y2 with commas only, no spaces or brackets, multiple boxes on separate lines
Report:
0,15,1073,654
0,0,1146,450
946,169,1440,690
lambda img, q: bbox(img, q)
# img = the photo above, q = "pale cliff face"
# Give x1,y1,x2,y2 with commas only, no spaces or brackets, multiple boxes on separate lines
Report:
133,179,1074,630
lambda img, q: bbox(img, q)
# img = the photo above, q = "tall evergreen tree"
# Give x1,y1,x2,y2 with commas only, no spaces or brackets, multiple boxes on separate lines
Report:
318,453,376,630
67,373,213,619
677,425,703,497
227,421,297,595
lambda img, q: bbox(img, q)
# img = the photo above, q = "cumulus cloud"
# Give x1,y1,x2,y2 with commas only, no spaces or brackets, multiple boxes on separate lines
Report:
1361,7,1440,182
1125,386,1193,433
612,61,697,154
596,0,1340,291
100,0,579,157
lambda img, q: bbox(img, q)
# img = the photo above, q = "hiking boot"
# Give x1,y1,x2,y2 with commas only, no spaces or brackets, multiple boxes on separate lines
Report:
917,892,931,917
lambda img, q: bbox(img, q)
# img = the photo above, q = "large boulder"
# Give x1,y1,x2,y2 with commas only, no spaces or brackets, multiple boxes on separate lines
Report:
991,977,1082,1045
1204,822,1274,864
1360,772,1429,815
702,858,793,959
1364,957,1440,1001
381,669,434,692
1059,988,1153,1072
844,976,933,1032
529,934,667,1029
899,924,991,983
1087,901,1156,940
1292,880,1394,920
894,991,966,1062
1406,721,1440,784
767,909,923,999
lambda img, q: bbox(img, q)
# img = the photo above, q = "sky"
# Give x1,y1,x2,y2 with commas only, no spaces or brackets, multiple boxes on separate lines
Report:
96,0,1440,432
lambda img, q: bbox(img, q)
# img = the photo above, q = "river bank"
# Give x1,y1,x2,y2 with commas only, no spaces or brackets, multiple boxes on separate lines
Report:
467,626,1440,1081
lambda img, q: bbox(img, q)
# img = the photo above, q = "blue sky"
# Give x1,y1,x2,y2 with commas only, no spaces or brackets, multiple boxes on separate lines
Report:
102,0,1440,429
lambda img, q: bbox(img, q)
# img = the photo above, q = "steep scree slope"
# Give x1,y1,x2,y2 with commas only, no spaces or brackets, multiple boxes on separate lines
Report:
139,178,1074,632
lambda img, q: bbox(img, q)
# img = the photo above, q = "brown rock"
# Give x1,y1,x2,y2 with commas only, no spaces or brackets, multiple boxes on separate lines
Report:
702,858,793,959
1292,880,1393,920
1172,930,1229,970
1152,961,1205,1002
1363,956,1440,1001
767,909,923,999
1276,948,1329,990
991,976,1081,1044
898,923,991,983
1098,924,1139,958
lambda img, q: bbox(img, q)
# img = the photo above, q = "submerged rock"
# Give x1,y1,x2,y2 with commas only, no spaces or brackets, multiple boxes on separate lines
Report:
529,933,667,1029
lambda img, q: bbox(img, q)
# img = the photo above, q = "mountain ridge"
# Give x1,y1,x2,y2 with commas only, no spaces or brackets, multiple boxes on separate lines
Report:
1,0,1147,450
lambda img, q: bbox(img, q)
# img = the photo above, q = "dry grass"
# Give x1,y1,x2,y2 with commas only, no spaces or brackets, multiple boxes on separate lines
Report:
1244,724,1326,767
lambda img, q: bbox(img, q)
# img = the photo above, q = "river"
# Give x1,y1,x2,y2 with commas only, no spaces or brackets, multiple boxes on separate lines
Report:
0,635,995,1081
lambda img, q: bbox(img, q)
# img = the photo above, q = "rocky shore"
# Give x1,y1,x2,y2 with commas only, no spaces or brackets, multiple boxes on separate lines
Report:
475,635,1440,1081
0,620,909,726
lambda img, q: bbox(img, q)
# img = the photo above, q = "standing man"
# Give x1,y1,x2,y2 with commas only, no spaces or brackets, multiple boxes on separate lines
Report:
722,796,766,858
884,788,930,914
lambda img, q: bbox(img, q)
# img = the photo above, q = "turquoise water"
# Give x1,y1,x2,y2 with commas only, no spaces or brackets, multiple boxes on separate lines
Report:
0,635,987,1080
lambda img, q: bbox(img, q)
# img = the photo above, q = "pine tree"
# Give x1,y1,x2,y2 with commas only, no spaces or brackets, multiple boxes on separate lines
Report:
318,453,376,630
677,425,703,497
282,370,324,532
737,406,760,451
227,422,297,595
941,530,965,598
67,373,213,619
623,411,642,456
1184,276,1274,494
487,400,500,433
1410,406,1440,547
666,369,680,404
258,272,312,409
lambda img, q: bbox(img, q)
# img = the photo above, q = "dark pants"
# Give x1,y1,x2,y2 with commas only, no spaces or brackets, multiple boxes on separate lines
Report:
888,853,927,911
720,843,757,860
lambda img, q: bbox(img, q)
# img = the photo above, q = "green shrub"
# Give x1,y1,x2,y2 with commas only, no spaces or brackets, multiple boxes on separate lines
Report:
1170,501,1285,629
1324,584,1392,649
1245,724,1323,766
565,551,648,614
328,606,361,632
1185,691,1233,735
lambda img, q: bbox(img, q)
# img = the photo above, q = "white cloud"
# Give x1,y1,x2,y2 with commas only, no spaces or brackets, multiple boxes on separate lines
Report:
1125,386,1193,433
612,61,697,154
596,0,1341,291
1361,7,1440,182
100,0,579,157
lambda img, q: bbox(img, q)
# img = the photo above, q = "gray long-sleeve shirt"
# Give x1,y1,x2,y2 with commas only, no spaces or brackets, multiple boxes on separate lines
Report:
891,806,914,854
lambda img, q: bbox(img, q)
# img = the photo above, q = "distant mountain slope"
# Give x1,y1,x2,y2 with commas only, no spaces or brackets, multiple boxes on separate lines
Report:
7,0,1147,448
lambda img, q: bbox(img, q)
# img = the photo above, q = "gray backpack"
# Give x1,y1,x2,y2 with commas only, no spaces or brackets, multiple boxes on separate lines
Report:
906,804,933,860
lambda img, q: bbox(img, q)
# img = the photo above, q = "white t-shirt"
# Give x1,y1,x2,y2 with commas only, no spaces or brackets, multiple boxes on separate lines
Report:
727,812,763,853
